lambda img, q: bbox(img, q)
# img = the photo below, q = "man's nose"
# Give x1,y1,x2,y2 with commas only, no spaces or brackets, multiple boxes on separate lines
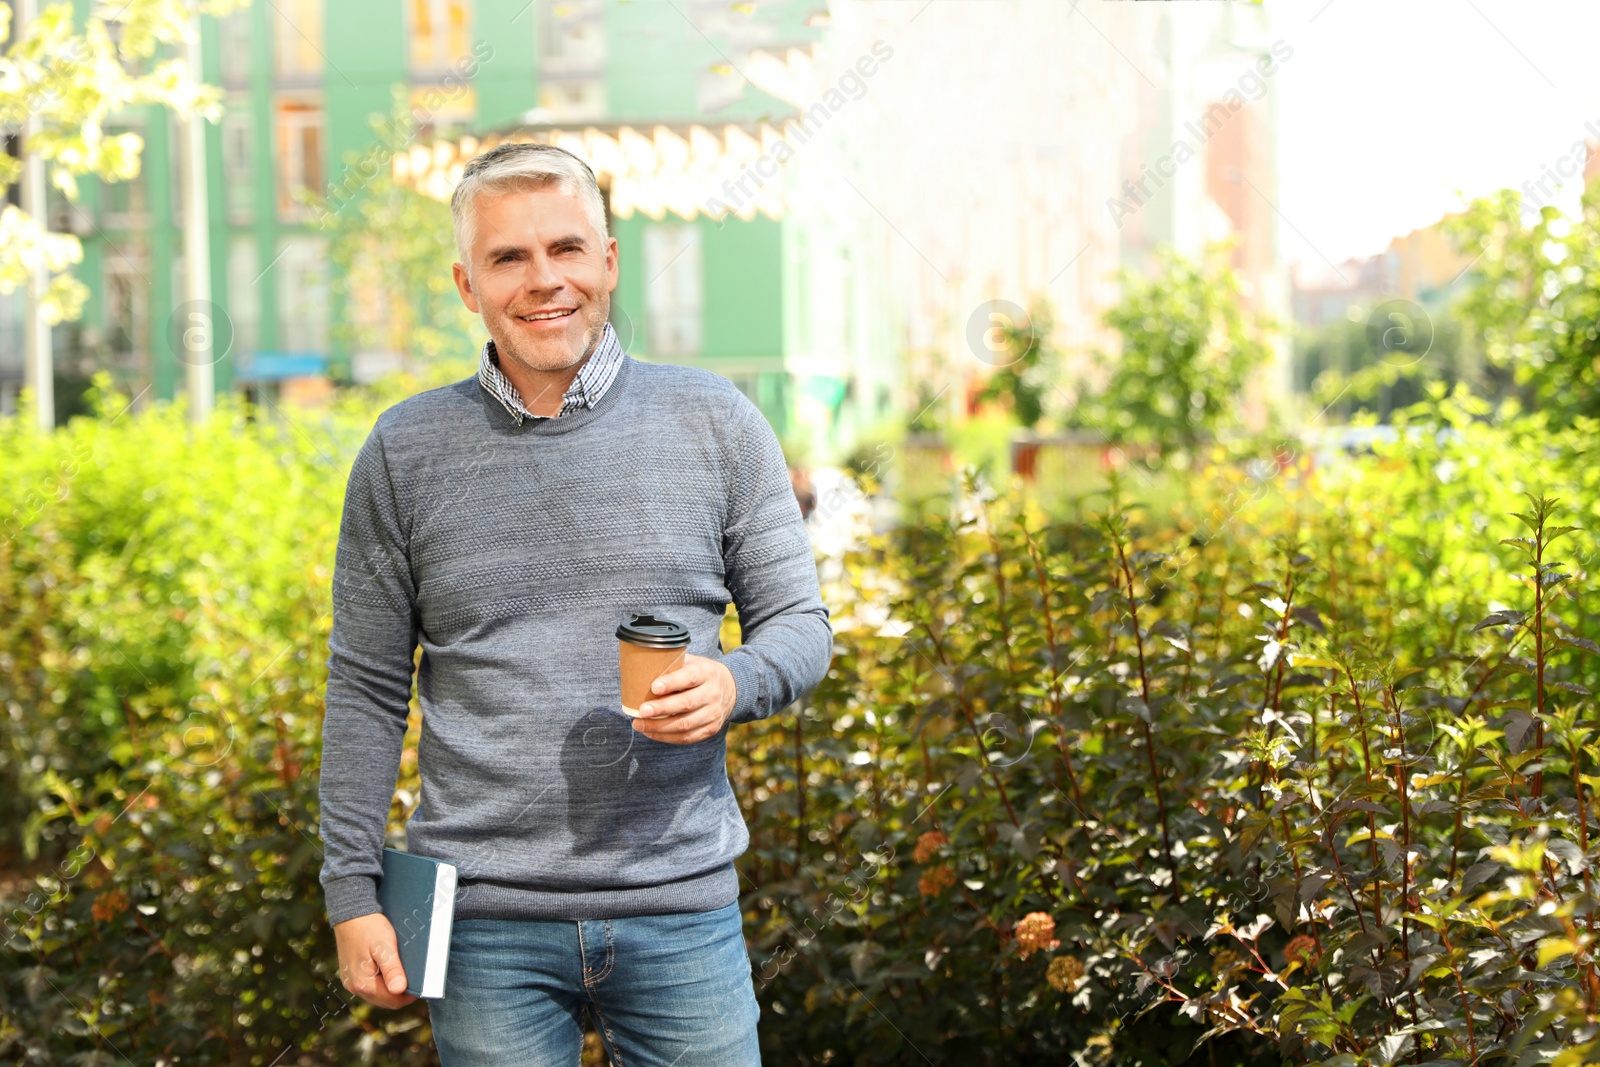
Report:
521,253,563,292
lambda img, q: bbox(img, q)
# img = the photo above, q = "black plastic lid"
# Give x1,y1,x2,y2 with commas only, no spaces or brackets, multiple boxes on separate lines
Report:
615,613,690,649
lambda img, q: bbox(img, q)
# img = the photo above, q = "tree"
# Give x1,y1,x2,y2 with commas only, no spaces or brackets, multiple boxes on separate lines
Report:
0,0,238,325
1082,244,1272,454
1295,311,1472,425
974,299,1055,432
1444,181,1600,424
313,93,484,379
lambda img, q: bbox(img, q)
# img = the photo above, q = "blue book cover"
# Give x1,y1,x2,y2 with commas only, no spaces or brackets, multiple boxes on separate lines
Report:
377,848,458,999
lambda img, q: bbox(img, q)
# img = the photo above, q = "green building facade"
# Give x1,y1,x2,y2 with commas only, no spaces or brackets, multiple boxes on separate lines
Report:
10,0,897,460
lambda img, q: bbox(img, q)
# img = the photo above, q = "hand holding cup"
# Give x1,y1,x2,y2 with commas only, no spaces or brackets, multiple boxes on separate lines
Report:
632,653,738,744
617,613,737,744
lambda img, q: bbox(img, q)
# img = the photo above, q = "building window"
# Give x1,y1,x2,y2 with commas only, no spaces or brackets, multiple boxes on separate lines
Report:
97,180,136,227
541,0,604,68
219,7,252,86
1,290,22,403
103,244,150,373
276,237,329,354
537,0,605,120
5,133,20,210
643,223,702,357
222,106,254,223
226,238,261,356
536,80,605,120
271,0,324,80
46,184,91,236
409,0,472,73
101,125,147,228
274,97,325,220
408,85,477,142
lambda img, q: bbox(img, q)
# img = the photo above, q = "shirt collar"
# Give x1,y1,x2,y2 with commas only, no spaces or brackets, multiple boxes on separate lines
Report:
477,322,624,425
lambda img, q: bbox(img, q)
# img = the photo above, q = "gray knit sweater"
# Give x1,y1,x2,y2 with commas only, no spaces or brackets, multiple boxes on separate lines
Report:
318,354,833,926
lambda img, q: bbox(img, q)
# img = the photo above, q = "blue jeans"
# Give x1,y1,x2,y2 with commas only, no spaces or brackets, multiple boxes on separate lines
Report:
427,901,761,1066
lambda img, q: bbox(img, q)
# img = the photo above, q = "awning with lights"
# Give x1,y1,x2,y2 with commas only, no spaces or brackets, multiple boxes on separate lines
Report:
392,118,808,223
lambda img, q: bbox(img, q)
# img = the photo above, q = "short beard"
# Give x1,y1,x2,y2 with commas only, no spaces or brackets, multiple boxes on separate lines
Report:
577,295,610,359
492,294,609,373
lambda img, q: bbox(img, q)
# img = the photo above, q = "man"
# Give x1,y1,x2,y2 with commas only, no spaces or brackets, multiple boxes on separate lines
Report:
319,141,832,1065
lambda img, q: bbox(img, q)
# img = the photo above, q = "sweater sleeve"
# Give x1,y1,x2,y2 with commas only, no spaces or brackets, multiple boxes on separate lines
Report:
718,394,834,725
318,426,418,926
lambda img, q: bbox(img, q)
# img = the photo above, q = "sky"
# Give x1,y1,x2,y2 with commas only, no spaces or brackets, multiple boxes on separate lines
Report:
1272,0,1600,264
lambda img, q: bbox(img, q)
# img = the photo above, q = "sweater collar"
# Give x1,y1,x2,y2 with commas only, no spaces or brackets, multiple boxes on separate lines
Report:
476,322,624,425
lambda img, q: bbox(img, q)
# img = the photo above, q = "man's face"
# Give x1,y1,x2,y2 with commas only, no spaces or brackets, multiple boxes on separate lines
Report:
452,185,619,374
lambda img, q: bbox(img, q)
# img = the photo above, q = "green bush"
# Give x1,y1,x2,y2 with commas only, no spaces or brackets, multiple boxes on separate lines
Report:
738,387,1600,1064
0,379,434,1064
3,379,1598,1065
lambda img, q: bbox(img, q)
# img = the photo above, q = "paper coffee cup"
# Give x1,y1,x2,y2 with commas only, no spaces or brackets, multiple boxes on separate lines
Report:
616,613,690,717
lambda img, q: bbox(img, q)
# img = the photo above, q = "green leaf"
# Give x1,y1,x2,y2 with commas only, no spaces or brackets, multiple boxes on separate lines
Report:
1536,937,1579,967
1557,635,1600,657
1471,609,1526,632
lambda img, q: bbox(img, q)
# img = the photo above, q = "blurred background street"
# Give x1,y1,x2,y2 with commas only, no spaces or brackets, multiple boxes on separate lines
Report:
6,0,1596,481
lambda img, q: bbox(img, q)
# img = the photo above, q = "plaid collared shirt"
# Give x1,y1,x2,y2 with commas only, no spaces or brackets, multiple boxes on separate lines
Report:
476,322,625,424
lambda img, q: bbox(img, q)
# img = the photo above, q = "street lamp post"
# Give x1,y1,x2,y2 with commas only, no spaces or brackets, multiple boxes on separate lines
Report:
181,10,215,424
19,0,55,432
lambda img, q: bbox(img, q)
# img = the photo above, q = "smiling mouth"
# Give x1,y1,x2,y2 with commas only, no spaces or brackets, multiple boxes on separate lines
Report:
516,308,577,323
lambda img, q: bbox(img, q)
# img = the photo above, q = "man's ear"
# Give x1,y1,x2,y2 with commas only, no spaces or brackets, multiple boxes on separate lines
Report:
452,262,481,313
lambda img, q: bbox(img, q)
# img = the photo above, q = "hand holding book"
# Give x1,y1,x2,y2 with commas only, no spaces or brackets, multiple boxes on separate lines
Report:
333,912,418,1009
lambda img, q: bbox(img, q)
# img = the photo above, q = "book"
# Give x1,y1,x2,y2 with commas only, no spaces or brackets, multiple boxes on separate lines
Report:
376,847,458,999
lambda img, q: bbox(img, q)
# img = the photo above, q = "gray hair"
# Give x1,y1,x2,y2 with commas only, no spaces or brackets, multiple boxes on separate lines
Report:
450,142,609,268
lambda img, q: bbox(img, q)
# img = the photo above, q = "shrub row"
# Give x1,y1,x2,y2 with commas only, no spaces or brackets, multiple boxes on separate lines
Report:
2,381,1597,1064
